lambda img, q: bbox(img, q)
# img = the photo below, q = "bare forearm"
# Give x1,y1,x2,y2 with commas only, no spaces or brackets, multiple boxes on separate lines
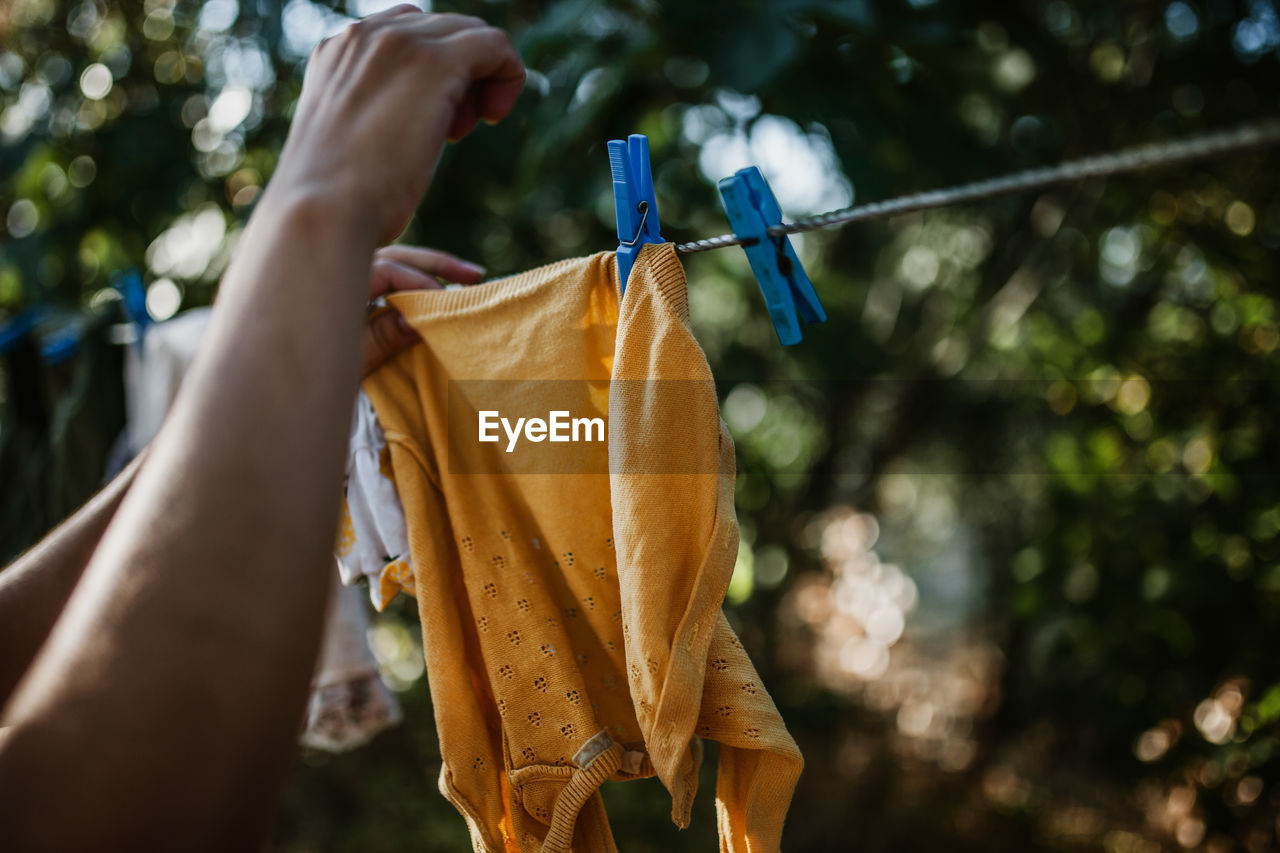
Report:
0,451,144,711
0,188,378,847
0,9,524,847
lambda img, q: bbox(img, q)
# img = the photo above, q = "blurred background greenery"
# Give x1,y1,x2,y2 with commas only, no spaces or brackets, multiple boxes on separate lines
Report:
4,0,1280,849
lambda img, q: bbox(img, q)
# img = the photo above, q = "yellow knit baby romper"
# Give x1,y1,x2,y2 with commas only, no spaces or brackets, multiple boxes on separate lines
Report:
362,243,803,852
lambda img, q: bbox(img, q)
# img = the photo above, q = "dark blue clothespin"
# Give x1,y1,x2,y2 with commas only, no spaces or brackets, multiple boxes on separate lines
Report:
718,167,825,346
609,134,664,295
39,318,85,364
0,304,84,363
0,304,50,356
113,268,150,349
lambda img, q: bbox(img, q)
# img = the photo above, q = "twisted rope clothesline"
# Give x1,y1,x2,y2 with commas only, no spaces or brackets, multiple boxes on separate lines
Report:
673,118,1280,254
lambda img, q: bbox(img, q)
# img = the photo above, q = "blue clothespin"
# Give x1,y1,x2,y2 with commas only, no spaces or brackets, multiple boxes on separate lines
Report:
113,268,150,349
0,304,51,356
718,167,825,345
609,134,664,295
39,317,85,364
0,304,84,363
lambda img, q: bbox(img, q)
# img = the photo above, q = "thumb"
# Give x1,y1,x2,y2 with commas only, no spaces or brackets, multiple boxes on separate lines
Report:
362,307,419,377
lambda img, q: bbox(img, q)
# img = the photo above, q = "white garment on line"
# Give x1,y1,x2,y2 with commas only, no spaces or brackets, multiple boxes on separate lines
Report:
300,571,403,752
335,388,415,611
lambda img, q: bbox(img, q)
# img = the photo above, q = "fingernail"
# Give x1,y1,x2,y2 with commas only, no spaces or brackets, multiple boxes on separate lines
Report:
463,262,487,277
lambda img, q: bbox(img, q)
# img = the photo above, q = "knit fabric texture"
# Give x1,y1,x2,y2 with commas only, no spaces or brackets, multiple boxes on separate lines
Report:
362,243,803,852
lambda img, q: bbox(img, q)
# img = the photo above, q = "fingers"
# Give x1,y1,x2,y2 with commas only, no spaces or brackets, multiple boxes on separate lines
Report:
398,19,525,140
383,11,488,43
447,27,526,126
362,3,423,21
447,90,482,142
362,307,419,378
370,257,441,300
402,12,489,36
362,243,487,375
375,246,486,284
358,6,473,30
477,73,524,124
294,10,525,247
344,12,526,140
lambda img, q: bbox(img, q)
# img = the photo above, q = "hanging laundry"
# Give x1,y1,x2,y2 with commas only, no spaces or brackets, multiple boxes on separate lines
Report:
360,243,802,852
302,570,404,752
0,306,126,560
335,388,414,611
114,306,401,753
120,307,209,459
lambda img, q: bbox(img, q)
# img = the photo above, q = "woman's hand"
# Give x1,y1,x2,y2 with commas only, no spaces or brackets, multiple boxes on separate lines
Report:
361,246,486,377
268,7,525,247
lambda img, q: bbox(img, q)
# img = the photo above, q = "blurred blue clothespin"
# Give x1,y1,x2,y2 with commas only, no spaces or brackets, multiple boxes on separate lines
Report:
39,319,85,364
718,167,825,346
0,304,50,356
113,268,150,349
0,304,85,363
609,134,664,295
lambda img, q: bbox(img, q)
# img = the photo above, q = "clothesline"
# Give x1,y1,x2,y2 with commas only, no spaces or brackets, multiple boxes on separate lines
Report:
674,117,1280,255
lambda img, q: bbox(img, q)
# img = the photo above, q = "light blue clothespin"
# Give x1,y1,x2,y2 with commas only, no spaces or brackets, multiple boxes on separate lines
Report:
609,134,664,295
718,167,825,346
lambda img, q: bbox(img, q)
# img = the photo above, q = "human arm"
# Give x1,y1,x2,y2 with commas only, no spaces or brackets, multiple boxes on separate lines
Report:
0,246,483,719
0,8,521,850
0,450,146,709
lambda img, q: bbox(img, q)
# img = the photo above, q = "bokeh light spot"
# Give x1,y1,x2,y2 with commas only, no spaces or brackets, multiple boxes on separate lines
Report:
78,62,111,99
146,277,182,321
6,198,38,238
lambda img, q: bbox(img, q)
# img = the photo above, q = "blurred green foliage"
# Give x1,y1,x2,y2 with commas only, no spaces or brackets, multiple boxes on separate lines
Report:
4,0,1280,849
